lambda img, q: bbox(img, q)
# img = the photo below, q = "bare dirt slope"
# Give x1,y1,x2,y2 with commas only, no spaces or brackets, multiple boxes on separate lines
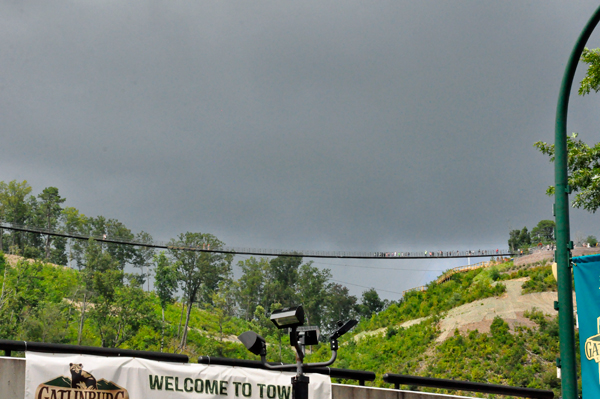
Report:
356,277,571,342
435,278,572,341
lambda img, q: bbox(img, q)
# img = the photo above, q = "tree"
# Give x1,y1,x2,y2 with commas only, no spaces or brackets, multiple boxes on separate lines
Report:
104,218,136,270
80,239,122,346
211,280,236,356
508,227,531,250
587,235,598,246
322,283,358,336
296,263,331,327
169,232,232,349
134,231,155,291
266,255,303,308
358,288,386,319
62,207,87,269
0,182,6,252
530,220,555,243
535,133,600,212
37,187,66,260
83,239,154,348
508,229,521,252
153,251,178,351
579,47,600,95
1,180,33,251
235,257,269,321
534,48,600,212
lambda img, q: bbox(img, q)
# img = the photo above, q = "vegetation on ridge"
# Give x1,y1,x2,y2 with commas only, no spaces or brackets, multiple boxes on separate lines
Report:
0,178,575,397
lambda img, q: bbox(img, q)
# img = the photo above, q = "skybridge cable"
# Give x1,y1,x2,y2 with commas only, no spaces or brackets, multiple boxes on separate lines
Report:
0,221,513,260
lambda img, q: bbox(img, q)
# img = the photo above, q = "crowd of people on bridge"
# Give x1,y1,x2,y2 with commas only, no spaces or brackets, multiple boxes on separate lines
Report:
373,249,504,258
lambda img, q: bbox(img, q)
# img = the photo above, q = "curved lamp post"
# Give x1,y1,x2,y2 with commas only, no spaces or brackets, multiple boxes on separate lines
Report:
555,5,600,399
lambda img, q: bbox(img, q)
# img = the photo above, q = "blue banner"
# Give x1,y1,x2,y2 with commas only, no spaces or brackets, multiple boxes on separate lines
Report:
573,254,600,398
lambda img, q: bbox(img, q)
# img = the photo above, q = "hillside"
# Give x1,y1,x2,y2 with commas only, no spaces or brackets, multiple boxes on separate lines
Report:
0,252,571,397
0,253,261,361
305,258,568,397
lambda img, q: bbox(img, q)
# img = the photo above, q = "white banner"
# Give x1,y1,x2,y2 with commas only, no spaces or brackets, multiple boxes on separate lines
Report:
25,352,331,399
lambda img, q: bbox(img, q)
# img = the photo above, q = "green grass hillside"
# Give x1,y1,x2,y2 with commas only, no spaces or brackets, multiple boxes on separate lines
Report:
0,252,571,397
304,260,570,398
0,253,265,360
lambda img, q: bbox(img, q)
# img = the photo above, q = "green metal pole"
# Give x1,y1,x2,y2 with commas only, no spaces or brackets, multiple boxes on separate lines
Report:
555,5,600,399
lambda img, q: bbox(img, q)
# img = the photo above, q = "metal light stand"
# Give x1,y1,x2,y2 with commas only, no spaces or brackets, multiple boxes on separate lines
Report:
239,305,357,399
260,327,340,399
242,320,357,399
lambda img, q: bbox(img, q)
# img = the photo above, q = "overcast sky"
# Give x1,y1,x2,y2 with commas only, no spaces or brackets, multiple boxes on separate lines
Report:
2,1,600,300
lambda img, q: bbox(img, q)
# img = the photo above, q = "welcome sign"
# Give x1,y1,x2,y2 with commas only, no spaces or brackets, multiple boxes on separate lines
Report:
573,254,600,398
25,352,331,399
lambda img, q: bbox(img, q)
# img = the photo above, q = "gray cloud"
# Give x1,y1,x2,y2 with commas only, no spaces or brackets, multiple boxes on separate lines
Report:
2,0,600,299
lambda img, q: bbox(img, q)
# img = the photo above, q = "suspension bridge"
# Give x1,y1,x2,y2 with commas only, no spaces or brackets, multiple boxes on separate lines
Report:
0,221,513,260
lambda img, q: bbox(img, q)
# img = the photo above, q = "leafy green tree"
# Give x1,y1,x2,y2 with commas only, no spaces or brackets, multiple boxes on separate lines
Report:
266,256,302,307
23,195,45,258
519,227,531,247
579,47,600,95
508,229,521,251
587,235,598,246
80,239,121,345
134,231,154,290
1,180,33,251
169,232,232,349
508,227,531,250
252,305,274,338
296,263,331,327
20,302,70,343
322,283,358,336
104,218,136,269
358,288,386,320
62,207,88,269
153,251,178,351
535,133,600,212
50,237,68,265
534,48,600,212
211,280,236,355
530,220,555,243
0,183,6,252
83,239,155,348
236,257,269,321
37,187,66,260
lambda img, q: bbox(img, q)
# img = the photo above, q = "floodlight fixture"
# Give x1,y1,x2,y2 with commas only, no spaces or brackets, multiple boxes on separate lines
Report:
330,320,358,341
238,331,266,356
297,326,320,346
270,305,305,329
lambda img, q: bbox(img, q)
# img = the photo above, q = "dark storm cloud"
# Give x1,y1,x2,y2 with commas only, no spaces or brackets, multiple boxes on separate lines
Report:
2,0,600,298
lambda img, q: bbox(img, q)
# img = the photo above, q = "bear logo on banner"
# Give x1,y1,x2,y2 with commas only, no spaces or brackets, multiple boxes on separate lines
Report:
35,363,129,399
